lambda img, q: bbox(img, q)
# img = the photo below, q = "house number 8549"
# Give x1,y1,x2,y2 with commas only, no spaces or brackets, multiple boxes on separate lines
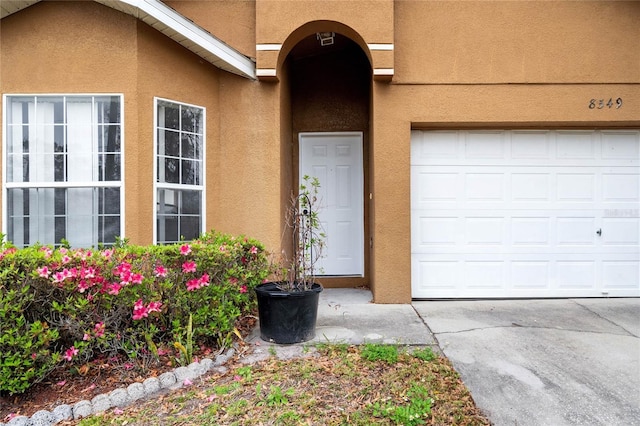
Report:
589,98,623,109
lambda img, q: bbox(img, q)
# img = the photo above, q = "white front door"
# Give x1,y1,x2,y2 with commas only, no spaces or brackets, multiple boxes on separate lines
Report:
299,132,364,276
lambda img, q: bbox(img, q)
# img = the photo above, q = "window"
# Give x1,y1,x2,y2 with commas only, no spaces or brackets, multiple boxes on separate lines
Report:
155,98,205,243
3,95,123,248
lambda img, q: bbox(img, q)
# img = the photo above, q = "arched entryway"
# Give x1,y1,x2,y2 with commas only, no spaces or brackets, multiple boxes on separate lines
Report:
280,28,372,288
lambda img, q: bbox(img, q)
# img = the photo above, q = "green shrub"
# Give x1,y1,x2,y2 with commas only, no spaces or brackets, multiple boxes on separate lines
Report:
0,230,270,395
0,282,61,395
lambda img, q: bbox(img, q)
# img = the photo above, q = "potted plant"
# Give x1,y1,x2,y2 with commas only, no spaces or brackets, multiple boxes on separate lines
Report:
255,175,325,344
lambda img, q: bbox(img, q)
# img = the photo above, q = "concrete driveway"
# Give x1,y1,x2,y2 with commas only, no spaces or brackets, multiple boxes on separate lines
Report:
413,298,640,426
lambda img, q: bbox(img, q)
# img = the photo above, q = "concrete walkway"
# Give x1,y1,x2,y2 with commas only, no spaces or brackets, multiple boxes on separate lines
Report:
416,298,640,426
248,289,640,426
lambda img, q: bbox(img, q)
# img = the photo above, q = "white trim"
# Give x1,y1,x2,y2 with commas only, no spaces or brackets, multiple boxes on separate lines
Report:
115,0,255,79
153,97,206,244
256,69,277,77
2,94,7,241
256,44,282,51
368,43,394,51
374,68,394,75
5,181,122,189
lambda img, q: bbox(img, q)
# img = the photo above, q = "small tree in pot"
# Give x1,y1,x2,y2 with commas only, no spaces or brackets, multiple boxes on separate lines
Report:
255,175,326,344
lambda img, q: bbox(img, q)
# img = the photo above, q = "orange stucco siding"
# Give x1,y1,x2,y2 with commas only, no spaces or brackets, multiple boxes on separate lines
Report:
394,0,640,84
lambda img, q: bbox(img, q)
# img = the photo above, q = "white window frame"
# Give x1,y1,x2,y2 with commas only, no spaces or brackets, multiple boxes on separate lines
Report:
2,94,125,248
153,97,206,244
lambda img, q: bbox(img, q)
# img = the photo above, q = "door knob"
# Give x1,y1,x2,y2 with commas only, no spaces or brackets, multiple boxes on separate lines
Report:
596,228,602,236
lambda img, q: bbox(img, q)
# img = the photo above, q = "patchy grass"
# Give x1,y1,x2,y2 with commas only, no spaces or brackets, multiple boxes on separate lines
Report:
62,344,489,425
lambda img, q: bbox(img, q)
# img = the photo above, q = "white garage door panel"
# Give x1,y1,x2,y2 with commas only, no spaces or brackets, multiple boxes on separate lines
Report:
411,130,640,298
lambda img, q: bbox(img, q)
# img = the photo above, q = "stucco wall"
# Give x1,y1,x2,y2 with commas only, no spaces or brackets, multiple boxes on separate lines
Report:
395,0,640,84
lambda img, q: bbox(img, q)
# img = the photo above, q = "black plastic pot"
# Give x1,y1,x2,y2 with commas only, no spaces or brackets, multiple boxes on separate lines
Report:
255,282,323,344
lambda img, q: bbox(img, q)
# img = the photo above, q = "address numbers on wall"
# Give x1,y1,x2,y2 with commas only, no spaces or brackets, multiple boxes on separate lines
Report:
588,98,623,109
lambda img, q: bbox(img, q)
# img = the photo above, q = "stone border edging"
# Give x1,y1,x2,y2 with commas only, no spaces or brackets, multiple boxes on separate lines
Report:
2,349,236,426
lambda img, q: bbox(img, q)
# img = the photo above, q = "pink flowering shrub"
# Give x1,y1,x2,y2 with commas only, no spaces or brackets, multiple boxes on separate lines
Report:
0,231,269,395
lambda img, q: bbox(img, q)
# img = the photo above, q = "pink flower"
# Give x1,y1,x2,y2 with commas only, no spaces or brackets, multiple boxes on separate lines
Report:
77,280,90,293
115,262,132,276
180,244,192,255
183,379,193,386
94,322,105,338
61,255,72,264
249,246,258,254
52,271,67,283
131,273,143,284
182,261,197,273
240,285,248,294
132,299,148,320
123,362,134,371
63,346,78,361
83,333,91,341
147,301,162,313
186,278,200,291
80,266,96,279
199,273,210,286
41,247,53,258
108,282,122,295
31,353,37,360
219,245,226,252
101,249,114,259
37,266,50,278
154,265,167,278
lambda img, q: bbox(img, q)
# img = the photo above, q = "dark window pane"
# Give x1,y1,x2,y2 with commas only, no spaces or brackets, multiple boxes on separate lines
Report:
101,125,121,153
181,160,199,185
55,217,66,244
54,154,65,182
100,216,120,244
181,134,200,159
54,126,64,153
181,106,202,133
99,154,120,181
163,130,180,157
157,215,179,243
22,154,30,182
163,158,179,183
159,103,180,130
95,96,121,124
181,190,201,214
180,216,200,241
99,188,120,214
54,188,66,215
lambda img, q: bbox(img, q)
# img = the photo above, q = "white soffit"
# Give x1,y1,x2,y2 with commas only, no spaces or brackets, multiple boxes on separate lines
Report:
0,0,40,18
1,0,256,80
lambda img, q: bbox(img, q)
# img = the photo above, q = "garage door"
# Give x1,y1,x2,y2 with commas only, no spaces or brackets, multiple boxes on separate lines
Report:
411,130,640,298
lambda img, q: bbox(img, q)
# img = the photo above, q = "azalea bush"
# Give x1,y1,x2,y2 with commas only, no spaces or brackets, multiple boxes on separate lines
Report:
0,231,269,395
